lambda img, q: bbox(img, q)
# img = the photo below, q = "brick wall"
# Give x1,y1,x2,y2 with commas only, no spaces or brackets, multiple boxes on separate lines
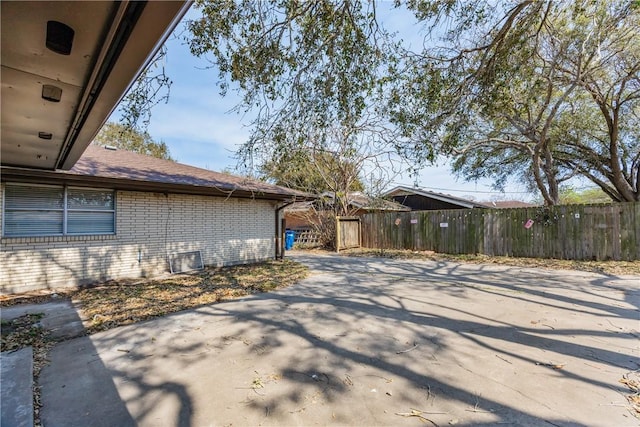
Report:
284,212,313,229
1,188,278,294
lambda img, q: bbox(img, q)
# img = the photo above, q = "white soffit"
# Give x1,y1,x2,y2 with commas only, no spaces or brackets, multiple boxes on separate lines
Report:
1,1,190,170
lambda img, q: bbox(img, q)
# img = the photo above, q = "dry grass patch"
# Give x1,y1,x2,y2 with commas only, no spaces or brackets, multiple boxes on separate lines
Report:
1,259,308,338
76,259,308,333
1,313,49,352
339,248,640,276
0,260,306,427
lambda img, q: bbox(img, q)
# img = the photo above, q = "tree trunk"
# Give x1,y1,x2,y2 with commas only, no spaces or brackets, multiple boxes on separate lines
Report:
532,141,560,205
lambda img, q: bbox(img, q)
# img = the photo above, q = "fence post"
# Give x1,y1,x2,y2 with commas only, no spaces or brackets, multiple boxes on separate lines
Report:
280,218,286,259
335,215,340,253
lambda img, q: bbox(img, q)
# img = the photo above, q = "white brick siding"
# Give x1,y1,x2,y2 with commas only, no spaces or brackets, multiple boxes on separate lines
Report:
1,188,278,294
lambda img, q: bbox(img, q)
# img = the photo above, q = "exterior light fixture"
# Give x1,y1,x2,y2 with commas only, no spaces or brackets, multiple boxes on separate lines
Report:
42,85,62,102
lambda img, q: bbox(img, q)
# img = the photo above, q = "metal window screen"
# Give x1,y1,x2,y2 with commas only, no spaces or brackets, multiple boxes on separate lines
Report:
169,250,204,274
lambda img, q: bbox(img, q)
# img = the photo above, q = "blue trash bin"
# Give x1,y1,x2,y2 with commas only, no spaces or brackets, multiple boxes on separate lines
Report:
285,230,295,250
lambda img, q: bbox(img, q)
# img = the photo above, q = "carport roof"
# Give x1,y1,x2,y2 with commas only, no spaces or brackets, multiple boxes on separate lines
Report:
1,1,190,171
1,145,310,201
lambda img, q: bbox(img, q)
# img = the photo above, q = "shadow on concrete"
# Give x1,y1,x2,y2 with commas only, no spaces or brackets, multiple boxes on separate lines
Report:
35,302,140,427
32,251,639,426
184,251,637,425
1,300,192,427
1,347,33,427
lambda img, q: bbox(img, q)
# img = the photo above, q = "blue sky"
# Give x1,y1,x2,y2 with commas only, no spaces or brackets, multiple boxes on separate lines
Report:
109,5,534,202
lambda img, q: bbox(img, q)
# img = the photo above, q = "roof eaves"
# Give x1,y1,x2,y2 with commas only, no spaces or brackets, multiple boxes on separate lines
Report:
385,185,477,208
0,166,305,201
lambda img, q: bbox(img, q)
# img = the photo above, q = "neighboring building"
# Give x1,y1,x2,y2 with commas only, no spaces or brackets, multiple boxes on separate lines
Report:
0,146,305,294
284,191,410,230
384,186,490,211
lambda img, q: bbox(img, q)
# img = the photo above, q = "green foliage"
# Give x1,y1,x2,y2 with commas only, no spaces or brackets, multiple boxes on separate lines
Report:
392,0,640,204
188,0,388,116
119,46,172,130
118,0,638,205
93,122,174,161
187,0,404,198
559,187,612,205
259,150,364,193
532,186,612,205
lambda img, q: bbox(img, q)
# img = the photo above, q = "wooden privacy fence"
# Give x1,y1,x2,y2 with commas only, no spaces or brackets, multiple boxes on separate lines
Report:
336,216,361,251
361,202,640,261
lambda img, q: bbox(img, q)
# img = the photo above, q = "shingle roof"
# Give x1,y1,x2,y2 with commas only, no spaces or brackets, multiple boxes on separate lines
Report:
384,186,490,209
324,191,410,211
286,191,410,213
2,145,308,201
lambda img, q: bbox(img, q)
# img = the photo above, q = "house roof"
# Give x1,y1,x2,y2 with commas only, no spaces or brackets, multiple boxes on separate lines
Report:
334,192,411,211
1,145,309,201
384,186,490,209
285,191,410,213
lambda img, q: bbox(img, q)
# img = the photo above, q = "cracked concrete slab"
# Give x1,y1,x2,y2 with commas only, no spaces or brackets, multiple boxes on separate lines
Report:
39,251,639,426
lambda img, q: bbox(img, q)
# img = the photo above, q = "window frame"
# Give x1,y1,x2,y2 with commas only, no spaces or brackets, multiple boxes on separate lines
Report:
65,186,117,236
2,183,116,237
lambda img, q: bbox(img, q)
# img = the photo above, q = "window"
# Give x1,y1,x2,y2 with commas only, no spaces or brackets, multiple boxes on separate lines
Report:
3,184,115,237
66,188,115,234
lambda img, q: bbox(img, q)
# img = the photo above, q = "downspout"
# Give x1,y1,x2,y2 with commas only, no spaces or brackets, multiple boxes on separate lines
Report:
275,200,296,260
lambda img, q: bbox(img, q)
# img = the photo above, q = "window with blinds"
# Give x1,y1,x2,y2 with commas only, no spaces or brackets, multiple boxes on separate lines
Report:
3,184,115,237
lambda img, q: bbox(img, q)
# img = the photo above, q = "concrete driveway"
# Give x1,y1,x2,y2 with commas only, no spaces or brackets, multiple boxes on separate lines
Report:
40,251,639,426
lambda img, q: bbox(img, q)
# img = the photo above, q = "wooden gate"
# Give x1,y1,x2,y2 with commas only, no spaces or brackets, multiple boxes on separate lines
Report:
336,216,361,251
